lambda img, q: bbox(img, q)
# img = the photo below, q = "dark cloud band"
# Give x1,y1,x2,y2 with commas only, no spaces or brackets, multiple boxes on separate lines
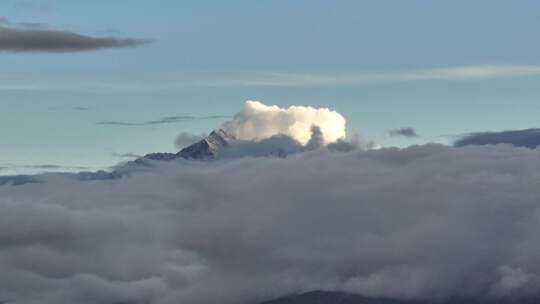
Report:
0,26,151,52
97,115,229,126
455,128,540,149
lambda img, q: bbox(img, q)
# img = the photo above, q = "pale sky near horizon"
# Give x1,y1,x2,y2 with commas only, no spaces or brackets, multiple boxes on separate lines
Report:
2,0,540,174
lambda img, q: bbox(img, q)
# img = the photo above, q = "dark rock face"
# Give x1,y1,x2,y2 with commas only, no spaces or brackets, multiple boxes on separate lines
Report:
135,129,235,165
137,152,177,162
176,129,228,160
176,139,215,160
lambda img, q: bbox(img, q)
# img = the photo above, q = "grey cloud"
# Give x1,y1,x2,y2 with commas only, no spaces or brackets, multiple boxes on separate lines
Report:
0,164,98,184
2,145,540,303
98,115,228,127
222,125,327,159
98,28,123,35
17,22,49,29
113,153,142,159
101,122,145,126
0,163,89,171
326,133,369,152
97,121,142,126
389,127,419,138
175,132,206,150
305,125,325,150
455,128,540,149
218,126,364,159
13,1,52,12
219,134,304,159
28,164,62,169
0,17,48,29
0,26,151,52
47,105,93,112
0,170,116,186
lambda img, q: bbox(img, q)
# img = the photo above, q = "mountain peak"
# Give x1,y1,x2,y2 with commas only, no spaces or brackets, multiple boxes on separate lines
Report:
129,129,236,167
206,128,236,150
177,129,235,160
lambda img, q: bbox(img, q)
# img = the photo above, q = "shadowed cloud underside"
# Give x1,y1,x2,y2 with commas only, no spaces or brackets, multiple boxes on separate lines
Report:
0,26,151,52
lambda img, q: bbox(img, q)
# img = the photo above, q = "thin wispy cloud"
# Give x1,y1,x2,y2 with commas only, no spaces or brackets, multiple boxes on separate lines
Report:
17,22,49,29
112,152,142,159
3,65,540,93
0,17,48,29
97,115,229,126
231,65,540,87
389,127,419,138
48,105,92,111
0,163,90,173
13,1,52,12
0,84,42,91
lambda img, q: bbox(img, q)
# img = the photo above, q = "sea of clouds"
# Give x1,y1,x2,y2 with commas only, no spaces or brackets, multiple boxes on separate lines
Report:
2,102,540,304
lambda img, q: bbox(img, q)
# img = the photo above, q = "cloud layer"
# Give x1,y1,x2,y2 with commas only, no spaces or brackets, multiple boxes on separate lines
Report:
0,26,150,52
223,101,347,145
3,145,540,303
455,128,540,149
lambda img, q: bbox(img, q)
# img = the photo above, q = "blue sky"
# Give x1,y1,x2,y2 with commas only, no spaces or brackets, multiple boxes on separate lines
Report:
2,0,540,174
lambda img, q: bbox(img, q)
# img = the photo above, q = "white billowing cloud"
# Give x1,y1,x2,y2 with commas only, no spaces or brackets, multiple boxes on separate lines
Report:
223,101,347,145
3,145,540,303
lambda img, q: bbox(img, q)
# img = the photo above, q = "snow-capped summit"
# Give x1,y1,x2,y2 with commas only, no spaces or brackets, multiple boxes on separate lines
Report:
134,129,236,165
177,128,236,160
